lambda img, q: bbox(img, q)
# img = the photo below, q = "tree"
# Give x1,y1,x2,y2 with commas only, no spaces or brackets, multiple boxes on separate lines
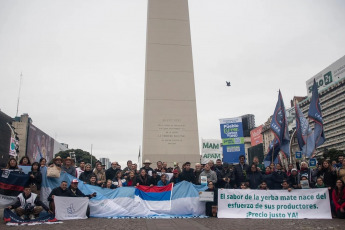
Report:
55,149,98,167
322,148,344,162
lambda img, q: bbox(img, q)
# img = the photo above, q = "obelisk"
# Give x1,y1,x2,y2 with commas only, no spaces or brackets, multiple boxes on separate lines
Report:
142,0,200,167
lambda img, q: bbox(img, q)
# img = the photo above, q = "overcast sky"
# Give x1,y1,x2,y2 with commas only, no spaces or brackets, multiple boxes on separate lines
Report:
1,0,345,167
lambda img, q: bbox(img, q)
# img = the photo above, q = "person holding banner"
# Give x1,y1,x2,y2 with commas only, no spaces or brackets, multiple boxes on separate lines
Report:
332,179,345,219
205,181,217,217
48,181,70,213
67,179,97,218
271,163,287,190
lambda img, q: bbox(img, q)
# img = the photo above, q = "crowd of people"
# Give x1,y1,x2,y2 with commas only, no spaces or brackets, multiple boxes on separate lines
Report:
3,154,345,219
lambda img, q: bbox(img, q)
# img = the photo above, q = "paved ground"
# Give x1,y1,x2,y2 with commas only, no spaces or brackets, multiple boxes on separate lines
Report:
1,208,344,230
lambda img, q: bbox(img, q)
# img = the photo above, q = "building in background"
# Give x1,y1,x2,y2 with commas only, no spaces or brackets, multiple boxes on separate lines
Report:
300,56,345,156
241,114,255,137
99,157,111,170
0,113,68,164
0,110,15,168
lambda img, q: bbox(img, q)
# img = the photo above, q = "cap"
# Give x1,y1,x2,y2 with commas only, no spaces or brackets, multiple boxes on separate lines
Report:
71,179,79,183
291,168,297,172
173,169,179,174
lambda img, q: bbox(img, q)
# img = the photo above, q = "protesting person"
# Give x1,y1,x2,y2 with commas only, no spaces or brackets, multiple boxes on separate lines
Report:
233,155,250,188
205,181,217,217
288,168,299,189
112,171,127,188
271,163,288,190
61,157,76,177
180,162,195,183
67,179,97,218
94,164,106,187
28,162,42,196
76,161,85,179
106,162,119,181
79,163,93,183
151,171,160,185
337,160,345,184
48,181,70,214
157,173,170,186
39,158,47,168
19,156,31,166
332,179,345,219
5,158,20,170
247,163,263,189
122,160,133,176
103,179,116,189
170,169,182,184
281,180,292,192
141,159,154,174
218,162,235,188
258,181,269,190
199,163,217,186
8,185,51,220
88,174,100,186
126,171,137,186
136,169,152,186
194,163,202,185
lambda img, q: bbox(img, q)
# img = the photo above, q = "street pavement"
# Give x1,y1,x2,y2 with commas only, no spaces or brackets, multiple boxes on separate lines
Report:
1,209,344,230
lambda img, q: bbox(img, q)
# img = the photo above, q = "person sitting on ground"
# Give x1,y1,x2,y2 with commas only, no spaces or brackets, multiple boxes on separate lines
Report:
332,179,345,219
8,185,51,220
48,181,70,214
103,179,116,189
79,163,93,183
136,169,153,186
281,180,292,192
28,162,42,196
19,156,31,166
258,181,269,190
67,179,97,218
88,174,100,186
157,173,170,186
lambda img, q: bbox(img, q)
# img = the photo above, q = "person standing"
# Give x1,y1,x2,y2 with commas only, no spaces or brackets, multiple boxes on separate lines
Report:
332,179,345,218
76,161,86,179
28,162,42,196
180,162,195,183
233,155,250,188
61,157,76,177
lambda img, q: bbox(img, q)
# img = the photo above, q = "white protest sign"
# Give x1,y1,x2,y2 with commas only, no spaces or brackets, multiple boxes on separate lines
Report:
218,188,331,219
201,139,222,164
55,196,89,220
199,191,214,202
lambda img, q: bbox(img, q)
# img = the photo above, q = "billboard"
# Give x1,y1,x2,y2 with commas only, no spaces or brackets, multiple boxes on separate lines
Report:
201,139,223,164
219,117,245,163
306,55,345,97
250,125,263,146
26,124,54,164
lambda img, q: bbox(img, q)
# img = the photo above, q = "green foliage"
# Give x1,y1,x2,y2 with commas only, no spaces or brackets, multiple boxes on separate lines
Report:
55,149,98,167
322,148,344,162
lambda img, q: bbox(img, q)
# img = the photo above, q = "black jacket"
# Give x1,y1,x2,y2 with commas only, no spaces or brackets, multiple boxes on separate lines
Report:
233,163,250,187
271,170,288,189
48,186,70,202
247,171,263,189
180,169,196,183
79,170,93,183
28,171,42,190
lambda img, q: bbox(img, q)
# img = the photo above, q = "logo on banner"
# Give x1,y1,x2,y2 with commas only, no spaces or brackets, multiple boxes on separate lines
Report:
67,204,76,214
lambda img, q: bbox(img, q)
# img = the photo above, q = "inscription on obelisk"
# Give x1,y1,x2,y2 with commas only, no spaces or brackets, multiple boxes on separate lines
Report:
142,0,200,166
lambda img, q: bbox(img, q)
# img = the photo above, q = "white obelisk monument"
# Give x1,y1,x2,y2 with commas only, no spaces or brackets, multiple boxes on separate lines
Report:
142,0,200,167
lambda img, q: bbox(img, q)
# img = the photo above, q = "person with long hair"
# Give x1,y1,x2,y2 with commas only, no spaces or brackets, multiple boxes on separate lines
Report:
332,179,345,218
19,156,31,166
28,162,42,196
112,171,127,188
39,158,47,168
136,169,152,186
5,158,19,170
337,160,345,184
126,171,137,187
